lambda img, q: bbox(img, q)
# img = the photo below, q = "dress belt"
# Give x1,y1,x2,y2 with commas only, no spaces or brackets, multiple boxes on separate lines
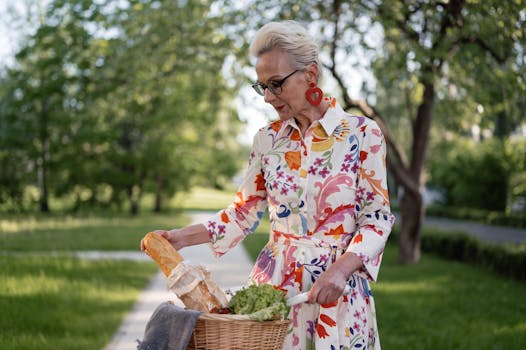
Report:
270,230,348,261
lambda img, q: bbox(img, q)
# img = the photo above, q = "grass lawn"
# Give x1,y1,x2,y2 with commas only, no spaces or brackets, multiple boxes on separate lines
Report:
375,243,526,349
242,223,526,350
0,255,157,350
0,211,191,349
172,186,236,211
1,213,191,251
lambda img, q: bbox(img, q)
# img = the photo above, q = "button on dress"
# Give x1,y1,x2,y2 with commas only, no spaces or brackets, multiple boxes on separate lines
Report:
205,98,395,349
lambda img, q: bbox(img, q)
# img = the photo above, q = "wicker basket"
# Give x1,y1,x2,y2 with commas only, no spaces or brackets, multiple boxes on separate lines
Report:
187,313,291,350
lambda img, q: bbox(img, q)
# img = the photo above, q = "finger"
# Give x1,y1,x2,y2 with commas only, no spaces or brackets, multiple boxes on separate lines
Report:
156,230,171,239
318,289,332,304
307,288,318,304
140,238,149,253
141,231,165,252
318,286,344,305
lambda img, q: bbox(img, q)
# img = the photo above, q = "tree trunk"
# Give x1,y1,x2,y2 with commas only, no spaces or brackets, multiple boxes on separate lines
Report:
398,189,424,263
154,192,162,213
131,200,139,216
153,174,163,213
397,81,435,263
38,161,49,213
127,185,141,216
38,98,50,213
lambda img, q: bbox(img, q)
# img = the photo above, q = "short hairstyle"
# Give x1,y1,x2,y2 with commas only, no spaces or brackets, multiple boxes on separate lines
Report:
250,20,322,80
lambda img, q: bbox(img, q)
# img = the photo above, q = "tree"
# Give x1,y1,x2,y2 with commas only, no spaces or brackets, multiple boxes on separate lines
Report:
98,0,241,214
357,0,524,263
0,0,100,212
0,0,244,214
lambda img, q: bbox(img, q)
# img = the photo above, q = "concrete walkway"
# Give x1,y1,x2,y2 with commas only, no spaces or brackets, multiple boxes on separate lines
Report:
103,212,253,350
424,216,526,245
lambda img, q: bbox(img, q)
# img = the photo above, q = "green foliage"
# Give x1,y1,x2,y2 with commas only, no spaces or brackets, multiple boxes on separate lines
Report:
373,0,526,145
0,1,98,212
426,204,526,228
420,230,526,282
0,0,244,214
95,0,242,213
428,136,516,211
386,225,526,282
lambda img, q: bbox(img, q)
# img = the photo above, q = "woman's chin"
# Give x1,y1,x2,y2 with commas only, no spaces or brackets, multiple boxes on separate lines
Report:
276,109,293,121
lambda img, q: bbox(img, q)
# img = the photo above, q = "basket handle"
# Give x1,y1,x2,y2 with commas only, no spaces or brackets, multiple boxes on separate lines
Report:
286,285,351,306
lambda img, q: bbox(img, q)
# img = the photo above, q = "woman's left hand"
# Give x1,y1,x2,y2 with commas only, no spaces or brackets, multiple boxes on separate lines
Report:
307,252,363,305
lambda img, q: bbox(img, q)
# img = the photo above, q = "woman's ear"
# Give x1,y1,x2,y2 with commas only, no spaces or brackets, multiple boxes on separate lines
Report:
304,62,319,83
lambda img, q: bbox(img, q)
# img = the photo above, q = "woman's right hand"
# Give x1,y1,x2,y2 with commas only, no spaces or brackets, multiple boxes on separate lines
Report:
140,229,174,251
141,223,210,252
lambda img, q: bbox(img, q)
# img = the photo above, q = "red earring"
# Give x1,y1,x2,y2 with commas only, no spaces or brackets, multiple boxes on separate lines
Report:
305,82,323,106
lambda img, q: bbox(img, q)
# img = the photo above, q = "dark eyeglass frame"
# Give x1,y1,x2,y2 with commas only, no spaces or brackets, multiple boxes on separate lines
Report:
251,70,299,96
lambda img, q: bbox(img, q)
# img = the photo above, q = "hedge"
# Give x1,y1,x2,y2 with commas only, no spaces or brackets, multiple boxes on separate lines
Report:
426,204,526,228
420,231,526,282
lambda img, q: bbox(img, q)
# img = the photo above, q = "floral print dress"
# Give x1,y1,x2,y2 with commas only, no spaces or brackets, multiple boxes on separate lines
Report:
205,98,394,350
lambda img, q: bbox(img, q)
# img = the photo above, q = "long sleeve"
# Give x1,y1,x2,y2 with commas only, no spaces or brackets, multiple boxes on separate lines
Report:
346,121,395,281
204,132,268,257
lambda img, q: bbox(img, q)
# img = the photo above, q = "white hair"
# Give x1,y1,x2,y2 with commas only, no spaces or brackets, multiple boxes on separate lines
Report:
250,20,322,80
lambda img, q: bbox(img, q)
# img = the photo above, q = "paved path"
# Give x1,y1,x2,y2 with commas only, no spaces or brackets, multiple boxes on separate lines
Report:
102,212,253,350
424,216,526,245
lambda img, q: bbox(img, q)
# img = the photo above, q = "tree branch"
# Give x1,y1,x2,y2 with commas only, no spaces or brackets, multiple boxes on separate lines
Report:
456,36,508,63
377,1,420,42
325,0,420,196
324,59,420,196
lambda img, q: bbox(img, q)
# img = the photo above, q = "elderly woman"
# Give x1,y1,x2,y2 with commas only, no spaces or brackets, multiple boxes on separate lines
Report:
147,20,394,349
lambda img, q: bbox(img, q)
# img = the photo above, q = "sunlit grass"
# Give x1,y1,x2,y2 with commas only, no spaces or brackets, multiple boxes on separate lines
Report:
0,255,157,350
0,215,125,233
172,186,235,211
375,244,526,349
0,213,191,251
0,196,207,349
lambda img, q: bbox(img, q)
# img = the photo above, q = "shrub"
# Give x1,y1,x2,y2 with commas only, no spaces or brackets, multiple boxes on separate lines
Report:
426,204,526,228
428,137,517,212
421,230,526,281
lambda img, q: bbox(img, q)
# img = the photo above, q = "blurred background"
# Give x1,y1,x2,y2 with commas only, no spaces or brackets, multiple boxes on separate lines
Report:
1,1,525,349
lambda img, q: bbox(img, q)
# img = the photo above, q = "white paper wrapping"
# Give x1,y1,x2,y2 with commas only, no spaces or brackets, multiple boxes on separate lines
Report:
167,261,228,311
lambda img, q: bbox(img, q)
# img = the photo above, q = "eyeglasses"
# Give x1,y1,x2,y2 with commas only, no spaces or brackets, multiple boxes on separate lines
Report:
251,70,299,96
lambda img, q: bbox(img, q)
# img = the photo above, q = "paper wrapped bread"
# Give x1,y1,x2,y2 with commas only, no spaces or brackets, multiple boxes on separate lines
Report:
142,232,228,312
168,261,229,312
142,232,184,277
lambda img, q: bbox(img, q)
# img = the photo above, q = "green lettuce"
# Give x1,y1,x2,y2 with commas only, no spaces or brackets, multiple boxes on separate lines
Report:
228,284,290,321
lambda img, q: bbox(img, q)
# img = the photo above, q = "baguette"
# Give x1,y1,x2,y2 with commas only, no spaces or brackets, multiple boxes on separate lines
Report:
142,231,228,312
142,232,184,277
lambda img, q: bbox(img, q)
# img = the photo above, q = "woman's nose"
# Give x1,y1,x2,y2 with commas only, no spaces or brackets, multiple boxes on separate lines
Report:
263,88,276,103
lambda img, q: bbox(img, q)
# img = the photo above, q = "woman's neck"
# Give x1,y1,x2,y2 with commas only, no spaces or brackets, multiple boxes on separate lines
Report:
294,99,331,135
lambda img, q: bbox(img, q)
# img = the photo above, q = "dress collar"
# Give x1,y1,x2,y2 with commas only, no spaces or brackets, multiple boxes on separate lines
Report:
275,97,343,138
